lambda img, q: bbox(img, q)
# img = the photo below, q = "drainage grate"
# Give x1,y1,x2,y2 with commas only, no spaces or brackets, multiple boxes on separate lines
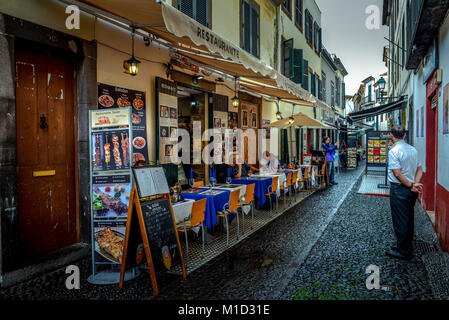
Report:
421,252,449,300
413,239,439,257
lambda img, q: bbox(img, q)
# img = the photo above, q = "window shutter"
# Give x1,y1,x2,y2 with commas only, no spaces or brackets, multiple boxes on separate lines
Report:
292,48,303,84
179,0,194,18
305,12,310,42
302,59,309,91
318,77,322,100
318,28,323,53
342,82,345,106
196,0,209,27
251,5,259,57
311,73,315,96
243,1,251,53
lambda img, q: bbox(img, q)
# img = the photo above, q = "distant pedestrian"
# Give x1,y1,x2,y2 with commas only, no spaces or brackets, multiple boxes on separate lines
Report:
322,137,338,185
386,126,423,260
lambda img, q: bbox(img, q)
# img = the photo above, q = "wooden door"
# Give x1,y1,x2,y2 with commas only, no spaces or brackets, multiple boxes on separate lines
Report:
16,48,77,258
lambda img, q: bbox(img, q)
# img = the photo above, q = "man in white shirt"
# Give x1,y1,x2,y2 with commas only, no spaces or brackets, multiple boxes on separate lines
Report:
259,151,279,174
386,126,423,260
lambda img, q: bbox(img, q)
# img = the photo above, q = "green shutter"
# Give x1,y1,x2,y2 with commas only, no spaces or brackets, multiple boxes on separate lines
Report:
292,48,303,84
283,39,294,78
302,59,309,91
318,78,322,100
295,128,300,162
311,73,315,96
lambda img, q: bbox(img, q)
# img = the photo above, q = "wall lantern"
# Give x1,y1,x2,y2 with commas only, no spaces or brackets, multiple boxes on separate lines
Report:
377,77,386,91
232,76,240,107
123,27,141,76
276,111,283,120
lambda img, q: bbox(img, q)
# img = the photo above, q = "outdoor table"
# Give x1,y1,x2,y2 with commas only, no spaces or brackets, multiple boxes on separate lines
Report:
231,177,272,207
172,199,195,224
213,184,247,198
181,188,230,231
250,173,284,197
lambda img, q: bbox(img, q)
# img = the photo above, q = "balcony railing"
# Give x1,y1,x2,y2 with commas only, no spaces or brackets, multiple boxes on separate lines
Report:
360,96,375,107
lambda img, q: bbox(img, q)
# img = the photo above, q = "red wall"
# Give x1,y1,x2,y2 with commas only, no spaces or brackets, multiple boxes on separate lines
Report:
436,183,449,252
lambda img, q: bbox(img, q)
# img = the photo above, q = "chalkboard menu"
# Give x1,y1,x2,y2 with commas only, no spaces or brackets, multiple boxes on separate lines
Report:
140,198,181,274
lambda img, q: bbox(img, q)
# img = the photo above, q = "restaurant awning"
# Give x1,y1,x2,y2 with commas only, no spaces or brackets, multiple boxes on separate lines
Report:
74,0,332,111
347,97,407,123
269,112,333,129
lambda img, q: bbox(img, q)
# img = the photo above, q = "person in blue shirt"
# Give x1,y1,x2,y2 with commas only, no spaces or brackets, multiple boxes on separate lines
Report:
322,136,339,186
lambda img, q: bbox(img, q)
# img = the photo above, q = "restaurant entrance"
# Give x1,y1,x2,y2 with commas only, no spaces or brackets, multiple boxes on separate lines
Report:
177,85,208,185
15,46,77,258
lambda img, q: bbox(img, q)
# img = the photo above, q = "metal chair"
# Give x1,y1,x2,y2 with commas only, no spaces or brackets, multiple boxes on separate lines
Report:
280,172,292,205
265,176,279,214
176,198,207,259
217,189,240,245
239,183,255,233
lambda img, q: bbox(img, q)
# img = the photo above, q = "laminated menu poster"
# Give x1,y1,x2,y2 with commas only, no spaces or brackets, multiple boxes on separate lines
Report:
157,78,178,164
91,129,131,172
93,221,127,264
92,174,131,219
98,83,148,165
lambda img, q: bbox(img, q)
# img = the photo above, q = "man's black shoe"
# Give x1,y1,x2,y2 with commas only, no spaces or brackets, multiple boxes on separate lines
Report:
386,249,412,261
390,245,398,251
330,182,338,185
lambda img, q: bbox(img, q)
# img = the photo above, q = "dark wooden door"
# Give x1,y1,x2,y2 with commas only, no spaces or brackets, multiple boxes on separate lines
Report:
16,48,77,258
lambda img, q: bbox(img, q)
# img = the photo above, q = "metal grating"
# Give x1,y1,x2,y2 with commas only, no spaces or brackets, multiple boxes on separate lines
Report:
357,175,390,196
169,189,316,276
421,252,449,300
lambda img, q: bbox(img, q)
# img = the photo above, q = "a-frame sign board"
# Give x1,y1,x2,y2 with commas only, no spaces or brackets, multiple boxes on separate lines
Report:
119,187,187,295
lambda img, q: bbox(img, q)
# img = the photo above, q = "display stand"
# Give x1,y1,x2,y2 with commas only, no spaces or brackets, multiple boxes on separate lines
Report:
119,167,187,295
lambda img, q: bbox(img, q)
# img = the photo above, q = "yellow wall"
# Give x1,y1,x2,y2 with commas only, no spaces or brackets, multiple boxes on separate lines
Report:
96,20,171,163
0,0,95,40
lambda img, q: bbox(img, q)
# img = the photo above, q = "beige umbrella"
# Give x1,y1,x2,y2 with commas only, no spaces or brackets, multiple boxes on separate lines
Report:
269,112,333,129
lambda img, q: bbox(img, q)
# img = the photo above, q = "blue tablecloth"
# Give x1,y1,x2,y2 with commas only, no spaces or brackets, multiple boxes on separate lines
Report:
231,177,272,207
182,188,231,231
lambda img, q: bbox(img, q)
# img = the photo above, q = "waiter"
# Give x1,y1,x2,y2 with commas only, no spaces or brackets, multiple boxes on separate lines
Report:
386,126,423,260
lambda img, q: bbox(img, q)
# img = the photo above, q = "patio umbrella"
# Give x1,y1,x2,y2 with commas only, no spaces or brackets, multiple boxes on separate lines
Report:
269,112,333,129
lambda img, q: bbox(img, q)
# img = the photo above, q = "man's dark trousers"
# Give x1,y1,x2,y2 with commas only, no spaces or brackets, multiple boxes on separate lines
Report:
390,183,418,257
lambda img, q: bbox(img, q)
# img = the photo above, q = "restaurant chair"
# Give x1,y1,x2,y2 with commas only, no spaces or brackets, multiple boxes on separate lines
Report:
265,176,279,214
280,172,292,206
176,198,207,259
314,163,327,190
239,183,256,232
192,180,204,188
303,167,311,189
291,170,299,194
297,169,304,191
217,189,241,246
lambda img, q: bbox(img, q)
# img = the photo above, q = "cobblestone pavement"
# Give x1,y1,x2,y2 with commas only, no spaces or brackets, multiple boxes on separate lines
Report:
0,165,442,300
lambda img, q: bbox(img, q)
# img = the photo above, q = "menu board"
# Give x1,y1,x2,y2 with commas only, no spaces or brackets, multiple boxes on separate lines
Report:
92,129,131,172
98,83,148,165
366,131,398,167
347,148,357,168
139,198,181,274
93,221,126,264
133,167,170,198
89,108,132,272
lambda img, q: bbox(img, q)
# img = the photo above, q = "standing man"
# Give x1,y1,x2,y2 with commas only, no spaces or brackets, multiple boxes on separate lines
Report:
322,137,338,185
386,126,423,260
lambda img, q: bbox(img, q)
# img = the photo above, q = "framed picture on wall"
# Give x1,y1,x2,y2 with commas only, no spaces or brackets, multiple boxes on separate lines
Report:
242,111,248,127
251,112,257,128
214,118,221,128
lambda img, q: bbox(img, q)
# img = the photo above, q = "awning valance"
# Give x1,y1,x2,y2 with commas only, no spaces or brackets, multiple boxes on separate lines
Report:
76,0,332,110
347,97,407,123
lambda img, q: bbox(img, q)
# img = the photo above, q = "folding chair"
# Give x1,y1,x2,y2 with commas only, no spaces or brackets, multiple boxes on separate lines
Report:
176,198,207,258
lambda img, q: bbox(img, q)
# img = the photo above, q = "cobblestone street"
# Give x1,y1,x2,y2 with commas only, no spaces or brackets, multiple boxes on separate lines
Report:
1,165,445,300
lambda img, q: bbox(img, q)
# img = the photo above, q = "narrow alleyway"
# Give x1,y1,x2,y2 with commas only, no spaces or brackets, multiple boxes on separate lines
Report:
0,165,446,300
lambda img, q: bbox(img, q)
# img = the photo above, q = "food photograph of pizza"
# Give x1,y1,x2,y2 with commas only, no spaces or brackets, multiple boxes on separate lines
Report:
99,95,114,108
